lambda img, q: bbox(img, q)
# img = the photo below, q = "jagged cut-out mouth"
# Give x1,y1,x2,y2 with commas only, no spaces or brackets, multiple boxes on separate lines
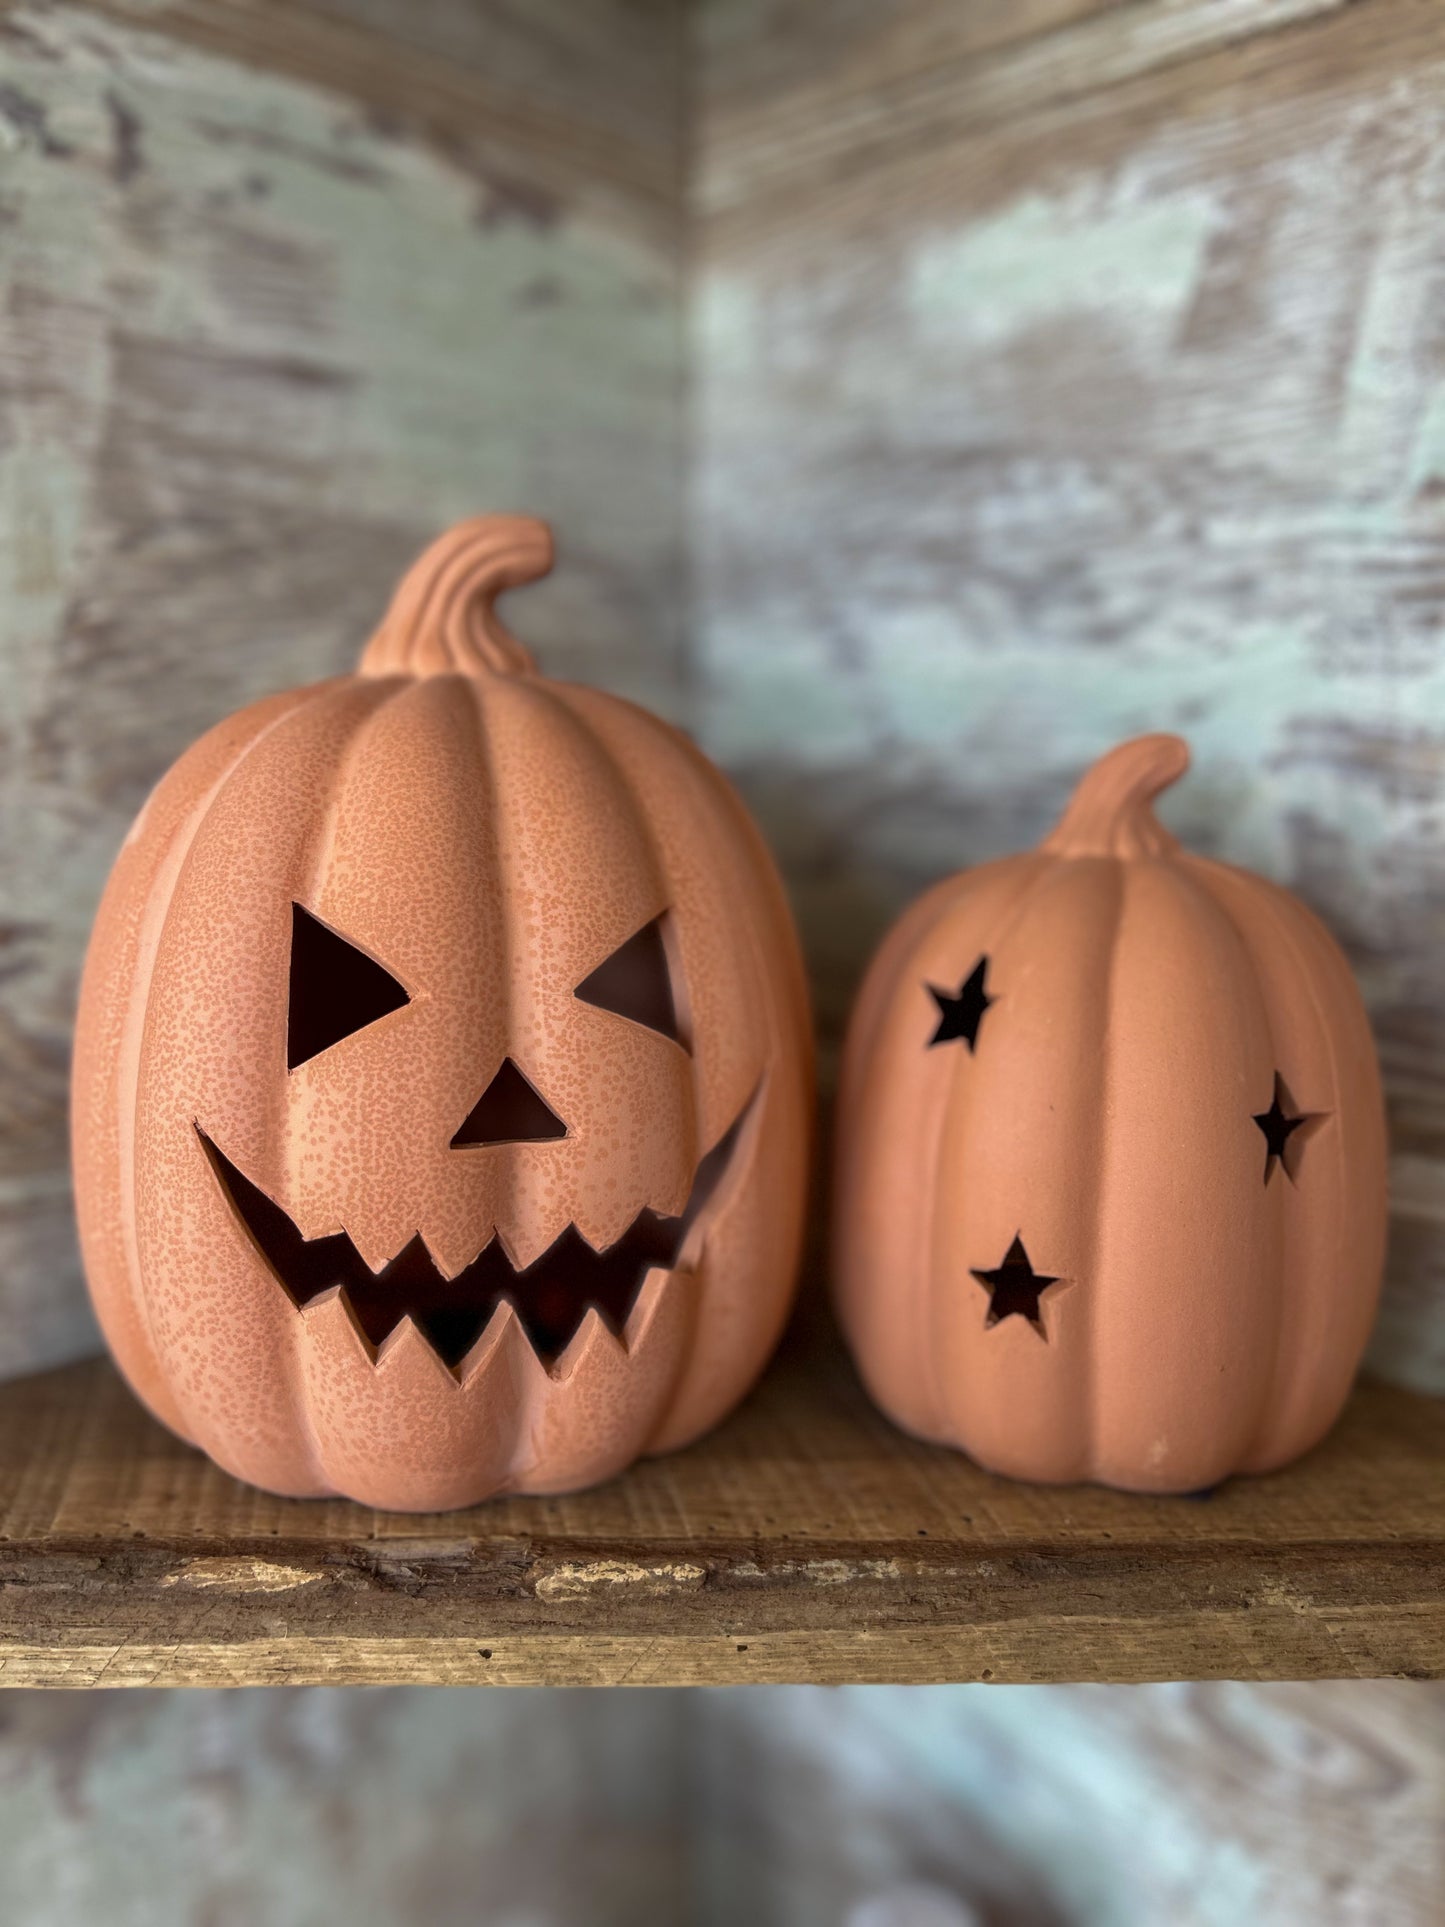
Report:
197,1093,755,1373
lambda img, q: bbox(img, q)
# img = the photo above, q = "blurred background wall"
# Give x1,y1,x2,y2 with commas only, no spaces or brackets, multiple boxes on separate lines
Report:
0,1683,1439,1925
696,1683,1445,1926
2,3,1443,1923
0,1687,692,1924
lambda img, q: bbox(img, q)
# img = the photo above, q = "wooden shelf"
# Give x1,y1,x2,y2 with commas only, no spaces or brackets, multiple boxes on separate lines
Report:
1,1308,1441,1687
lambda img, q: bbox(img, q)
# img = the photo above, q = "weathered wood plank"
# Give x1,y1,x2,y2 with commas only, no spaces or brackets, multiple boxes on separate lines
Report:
694,0,1445,1391
1,1314,1441,1686
699,0,1398,232
67,0,684,250
0,0,686,1378
6,1607,1440,1690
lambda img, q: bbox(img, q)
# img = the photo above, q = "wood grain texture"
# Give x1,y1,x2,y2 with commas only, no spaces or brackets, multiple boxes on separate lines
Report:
693,0,1445,1392
0,1688,690,1924
5,1678,1437,1924
1,1304,1441,1687
697,1681,1445,1925
0,0,685,1379
71,0,684,252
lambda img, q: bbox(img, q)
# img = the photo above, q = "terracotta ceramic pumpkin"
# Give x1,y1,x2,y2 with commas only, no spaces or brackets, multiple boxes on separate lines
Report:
834,735,1387,1493
73,517,811,1509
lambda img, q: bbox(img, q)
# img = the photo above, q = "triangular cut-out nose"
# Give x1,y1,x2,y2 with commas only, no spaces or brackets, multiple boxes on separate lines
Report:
451,1058,566,1148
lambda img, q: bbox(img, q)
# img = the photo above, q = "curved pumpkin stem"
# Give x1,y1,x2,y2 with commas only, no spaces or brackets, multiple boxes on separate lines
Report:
1041,734,1190,859
359,516,553,679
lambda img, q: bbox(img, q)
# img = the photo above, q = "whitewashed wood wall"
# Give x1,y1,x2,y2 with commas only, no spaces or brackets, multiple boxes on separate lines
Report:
698,1683,1445,1926
0,1684,1439,1924
0,1687,690,1923
2,6,1443,1923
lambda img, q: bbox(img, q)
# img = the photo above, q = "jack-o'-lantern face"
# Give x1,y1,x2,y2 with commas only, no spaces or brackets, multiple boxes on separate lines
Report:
73,519,812,1509
198,898,756,1370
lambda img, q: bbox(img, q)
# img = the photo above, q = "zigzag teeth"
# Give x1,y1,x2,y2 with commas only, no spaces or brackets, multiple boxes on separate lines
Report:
457,1299,544,1387
551,1305,628,1382
373,1313,459,1388
320,1273,689,1381
373,1313,421,1367
624,1264,686,1351
319,1208,668,1284
202,1084,756,1377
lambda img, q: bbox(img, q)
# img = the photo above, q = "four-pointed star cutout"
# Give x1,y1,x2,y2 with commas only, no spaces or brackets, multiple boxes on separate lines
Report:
970,1234,1061,1337
928,956,993,1051
1252,1072,1319,1185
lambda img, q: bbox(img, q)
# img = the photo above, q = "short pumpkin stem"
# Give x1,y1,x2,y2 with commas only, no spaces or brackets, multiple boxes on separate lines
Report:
359,516,553,679
1041,734,1190,859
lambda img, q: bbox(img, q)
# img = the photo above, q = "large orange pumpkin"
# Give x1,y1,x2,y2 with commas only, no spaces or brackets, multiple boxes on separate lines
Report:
73,517,812,1509
834,735,1387,1493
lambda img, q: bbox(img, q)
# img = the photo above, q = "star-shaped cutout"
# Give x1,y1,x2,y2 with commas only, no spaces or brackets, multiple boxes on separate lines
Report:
1252,1072,1320,1185
928,955,993,1051
970,1234,1062,1338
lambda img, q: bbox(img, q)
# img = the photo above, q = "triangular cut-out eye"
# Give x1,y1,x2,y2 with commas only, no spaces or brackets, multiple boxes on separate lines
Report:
287,904,409,1069
575,914,683,1045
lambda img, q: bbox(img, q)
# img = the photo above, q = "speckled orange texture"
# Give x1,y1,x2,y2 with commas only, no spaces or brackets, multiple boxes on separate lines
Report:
72,518,813,1508
834,736,1389,1494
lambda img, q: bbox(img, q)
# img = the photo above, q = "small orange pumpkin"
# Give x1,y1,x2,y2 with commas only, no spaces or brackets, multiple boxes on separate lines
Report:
834,735,1387,1493
73,517,812,1508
